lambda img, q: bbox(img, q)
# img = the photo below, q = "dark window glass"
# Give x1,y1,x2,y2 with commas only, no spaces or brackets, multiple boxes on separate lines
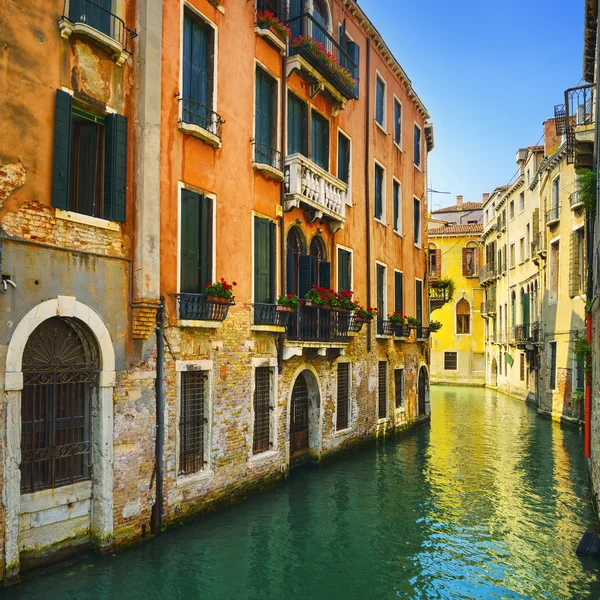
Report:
338,132,350,184
394,271,403,314
416,280,423,324
376,264,385,331
413,197,421,244
393,180,401,231
336,363,350,430
179,371,207,476
550,342,557,389
375,164,384,220
414,124,421,167
394,100,402,144
253,367,271,454
337,248,351,292
395,369,405,408
376,78,385,126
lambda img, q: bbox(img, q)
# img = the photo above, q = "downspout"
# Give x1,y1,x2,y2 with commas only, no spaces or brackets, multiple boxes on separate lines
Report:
365,38,372,353
151,297,165,533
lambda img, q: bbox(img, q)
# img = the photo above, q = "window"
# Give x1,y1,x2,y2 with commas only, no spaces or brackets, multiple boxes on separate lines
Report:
337,247,352,292
378,361,388,418
254,216,277,304
520,354,525,381
463,246,477,277
526,224,531,259
519,192,525,213
376,263,387,334
395,369,405,408
337,131,350,185
179,370,208,476
456,298,471,334
337,24,360,97
413,197,421,246
180,190,213,294
394,271,404,315
550,240,560,302
182,11,216,132
69,0,112,36
393,98,402,147
570,228,585,297
254,68,277,165
444,352,458,370
519,237,525,263
509,199,515,220
414,124,422,168
415,279,423,324
375,75,386,127
429,246,440,279
393,179,402,232
51,90,127,221
374,163,385,221
253,367,272,454
552,175,560,209
549,341,557,390
288,93,307,156
336,363,350,431
311,111,329,170
510,243,515,268
574,345,585,393
526,169,531,186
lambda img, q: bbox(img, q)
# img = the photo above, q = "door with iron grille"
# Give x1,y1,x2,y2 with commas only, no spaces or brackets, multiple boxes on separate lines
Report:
20,317,99,494
290,373,309,461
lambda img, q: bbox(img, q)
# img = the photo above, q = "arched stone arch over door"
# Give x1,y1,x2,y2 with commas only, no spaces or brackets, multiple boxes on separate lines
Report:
288,368,321,468
3,297,115,581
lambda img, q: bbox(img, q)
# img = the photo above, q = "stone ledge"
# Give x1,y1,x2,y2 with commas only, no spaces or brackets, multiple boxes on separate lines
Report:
177,320,223,329
250,324,286,333
178,121,222,148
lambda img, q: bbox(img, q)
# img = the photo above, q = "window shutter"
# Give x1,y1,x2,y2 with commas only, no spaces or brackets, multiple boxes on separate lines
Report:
319,262,331,289
435,249,442,277
104,113,128,222
298,255,315,299
183,15,192,100
462,248,468,276
323,121,330,171
52,89,72,210
416,281,423,323
301,101,309,156
286,247,295,295
338,250,349,291
254,217,271,304
570,230,579,297
348,41,360,97
269,220,277,302
374,168,382,219
376,266,384,317
288,95,300,155
180,190,200,293
394,271,403,314
199,195,213,290
255,70,273,162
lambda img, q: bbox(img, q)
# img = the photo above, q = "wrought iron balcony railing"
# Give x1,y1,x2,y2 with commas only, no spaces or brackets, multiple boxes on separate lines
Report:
514,322,541,344
287,13,359,100
570,192,584,210
429,281,452,302
63,0,136,51
179,98,224,141
287,305,351,343
479,263,497,285
175,294,234,321
415,326,430,340
481,301,497,315
545,205,561,225
564,84,595,165
253,304,292,328
536,231,546,254
376,320,394,337
252,141,283,172
393,323,412,338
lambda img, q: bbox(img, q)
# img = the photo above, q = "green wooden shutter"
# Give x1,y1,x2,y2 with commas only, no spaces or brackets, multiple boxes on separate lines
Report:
374,167,382,219
394,271,403,314
255,70,274,164
298,255,315,299
52,89,72,210
104,113,128,222
288,94,306,156
319,262,331,289
338,249,349,291
570,230,579,297
181,190,200,293
376,79,384,125
311,113,329,170
199,194,213,290
523,293,530,328
269,221,277,302
254,217,271,304
348,41,360,97
376,265,385,318
286,247,295,295
415,280,423,323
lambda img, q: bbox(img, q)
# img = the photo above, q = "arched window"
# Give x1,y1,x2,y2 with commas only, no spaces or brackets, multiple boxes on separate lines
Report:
456,298,471,334
310,235,328,288
20,317,99,493
286,227,306,296
462,242,478,277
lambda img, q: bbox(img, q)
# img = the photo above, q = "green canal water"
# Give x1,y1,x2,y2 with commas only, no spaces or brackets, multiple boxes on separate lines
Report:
6,386,600,599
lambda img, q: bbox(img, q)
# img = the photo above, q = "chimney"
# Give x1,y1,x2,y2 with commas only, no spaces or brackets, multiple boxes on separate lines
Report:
482,193,490,203
456,195,463,208
543,118,562,157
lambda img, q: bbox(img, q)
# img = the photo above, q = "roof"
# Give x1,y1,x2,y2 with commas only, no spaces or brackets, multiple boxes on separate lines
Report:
428,223,483,236
431,202,483,214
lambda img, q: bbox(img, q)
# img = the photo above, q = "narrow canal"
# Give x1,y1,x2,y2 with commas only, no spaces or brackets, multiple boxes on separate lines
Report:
6,386,600,599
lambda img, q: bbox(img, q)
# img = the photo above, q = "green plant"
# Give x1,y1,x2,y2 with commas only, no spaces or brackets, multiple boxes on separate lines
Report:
407,316,422,327
338,289,359,310
277,294,300,309
437,277,455,302
355,306,377,320
573,390,584,404
205,278,237,299
255,10,292,41
572,336,592,374
576,169,597,216
389,312,407,324
304,285,339,307
429,320,442,332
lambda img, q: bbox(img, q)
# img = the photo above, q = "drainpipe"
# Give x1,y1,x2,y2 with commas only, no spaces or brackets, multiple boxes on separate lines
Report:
151,297,165,534
365,38,372,353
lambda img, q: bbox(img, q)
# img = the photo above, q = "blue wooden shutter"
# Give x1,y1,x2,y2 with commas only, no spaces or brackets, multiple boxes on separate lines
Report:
181,190,200,293
254,217,272,304
199,194,213,290
348,41,360,97
318,262,331,289
394,272,403,314
286,247,296,295
298,255,315,299
374,166,382,219
52,89,72,210
104,113,128,222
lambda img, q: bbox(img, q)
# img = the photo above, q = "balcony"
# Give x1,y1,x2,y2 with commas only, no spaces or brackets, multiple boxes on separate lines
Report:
284,153,347,232
479,264,497,286
415,326,430,340
286,305,351,343
59,0,137,66
536,231,546,258
252,141,284,181
393,323,412,339
376,320,394,337
545,205,560,227
514,322,541,347
175,294,234,324
287,13,359,108
481,301,496,317
429,280,453,312
564,84,595,169
253,304,292,329
570,191,584,211
178,98,224,148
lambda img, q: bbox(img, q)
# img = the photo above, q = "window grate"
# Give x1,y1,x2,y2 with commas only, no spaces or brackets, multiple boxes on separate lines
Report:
253,367,272,454
444,352,458,371
336,363,350,430
378,361,388,419
179,371,207,476
395,369,405,408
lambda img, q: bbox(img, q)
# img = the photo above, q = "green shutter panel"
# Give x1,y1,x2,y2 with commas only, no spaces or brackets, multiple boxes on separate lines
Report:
374,169,382,219
52,89,72,210
323,120,330,171
348,41,360,97
570,230,579,297
254,217,271,304
416,281,423,322
286,247,295,295
394,271,403,314
269,220,277,303
312,116,321,167
376,266,384,318
104,113,128,222
338,250,348,291
523,293,530,328
319,262,331,289
199,195,213,290
181,190,200,293
298,255,315,299
301,101,309,156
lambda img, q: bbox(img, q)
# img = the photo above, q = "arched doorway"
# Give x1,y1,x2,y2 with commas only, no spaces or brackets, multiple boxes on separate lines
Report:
418,366,428,417
491,358,498,387
289,369,321,468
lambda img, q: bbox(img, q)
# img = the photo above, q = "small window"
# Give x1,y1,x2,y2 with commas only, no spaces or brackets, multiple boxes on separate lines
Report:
311,111,329,170
394,271,404,315
253,367,272,454
254,216,277,305
376,263,387,334
378,361,388,418
413,197,421,246
375,76,386,127
444,352,458,370
414,124,422,168
337,248,352,292
552,175,560,209
519,237,525,263
463,246,477,277
337,131,351,185
415,279,423,324
456,299,471,334
509,199,515,220
254,68,278,166
549,341,557,390
395,368,405,408
288,93,307,156
393,180,402,232
337,363,350,431
179,370,208,476
374,163,385,221
550,241,560,302
574,350,585,393
510,243,516,268
393,99,402,146
519,191,525,213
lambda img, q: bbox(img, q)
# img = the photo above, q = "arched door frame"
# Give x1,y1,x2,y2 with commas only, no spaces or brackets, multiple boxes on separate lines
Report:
417,363,429,417
3,296,116,580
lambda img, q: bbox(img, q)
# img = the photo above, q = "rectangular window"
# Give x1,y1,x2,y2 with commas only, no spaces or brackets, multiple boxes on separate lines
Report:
253,367,272,454
394,369,405,408
376,263,386,334
570,228,585,296
549,341,557,390
336,363,350,431
552,175,560,208
463,247,477,277
254,216,276,304
394,271,404,314
509,199,515,220
254,68,277,165
510,243,516,268
393,99,402,146
393,180,401,232
550,240,560,302
337,248,352,292
378,361,388,418
288,93,307,156
520,354,525,381
575,352,585,393
414,124,422,168
180,190,213,293
413,197,421,246
456,300,470,334
374,163,384,220
182,11,215,131
444,352,458,371
311,111,329,170
179,371,208,476
375,76,386,127
519,192,525,213
415,279,423,324
519,237,525,263
337,131,350,185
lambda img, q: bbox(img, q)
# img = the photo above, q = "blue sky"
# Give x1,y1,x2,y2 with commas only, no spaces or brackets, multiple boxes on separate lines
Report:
359,0,585,211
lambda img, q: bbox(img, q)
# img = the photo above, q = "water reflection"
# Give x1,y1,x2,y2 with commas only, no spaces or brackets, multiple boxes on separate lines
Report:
6,386,600,599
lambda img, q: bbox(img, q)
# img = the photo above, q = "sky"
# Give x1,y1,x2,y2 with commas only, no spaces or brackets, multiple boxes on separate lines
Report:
359,0,585,212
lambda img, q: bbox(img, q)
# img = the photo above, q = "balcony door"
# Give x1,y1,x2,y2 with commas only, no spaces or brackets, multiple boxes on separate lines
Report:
69,0,111,37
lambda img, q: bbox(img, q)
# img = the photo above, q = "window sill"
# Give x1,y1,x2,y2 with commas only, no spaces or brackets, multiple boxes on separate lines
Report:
58,18,130,67
394,141,403,152
248,449,279,464
252,161,285,182
335,427,353,437
178,121,222,148
376,334,393,340
393,229,403,238
176,470,213,489
374,217,387,227
414,243,422,250
377,417,390,424
177,320,223,329
414,163,422,172
55,208,121,231
251,325,286,333
375,120,387,135
253,26,287,55
21,480,92,513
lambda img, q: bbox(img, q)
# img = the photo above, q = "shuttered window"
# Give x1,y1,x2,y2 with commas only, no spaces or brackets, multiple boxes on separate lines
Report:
416,280,423,324
338,24,360,98
394,99,402,146
463,247,477,277
549,342,557,390
180,190,213,293
414,124,422,168
394,271,404,315
375,77,385,126
376,264,386,325
288,93,307,156
413,197,421,245
336,363,350,431
337,248,351,292
254,217,277,304
429,249,441,279
253,367,272,454
444,352,458,370
393,180,401,232
374,164,384,220
337,132,350,184
311,111,329,170
395,369,405,408
378,361,388,418
69,0,111,35
255,68,276,165
570,228,585,297
179,371,208,476
52,89,127,222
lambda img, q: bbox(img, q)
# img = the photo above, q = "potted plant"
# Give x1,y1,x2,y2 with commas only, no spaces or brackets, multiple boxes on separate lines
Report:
204,278,237,304
407,316,421,327
304,285,336,308
277,294,300,312
429,320,442,332
338,289,359,311
354,306,377,322
255,10,292,43
390,312,411,337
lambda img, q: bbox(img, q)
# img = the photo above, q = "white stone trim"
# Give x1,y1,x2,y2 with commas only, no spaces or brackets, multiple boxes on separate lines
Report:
55,208,121,232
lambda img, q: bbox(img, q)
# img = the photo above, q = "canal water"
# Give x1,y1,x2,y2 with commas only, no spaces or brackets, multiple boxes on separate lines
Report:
6,386,600,599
